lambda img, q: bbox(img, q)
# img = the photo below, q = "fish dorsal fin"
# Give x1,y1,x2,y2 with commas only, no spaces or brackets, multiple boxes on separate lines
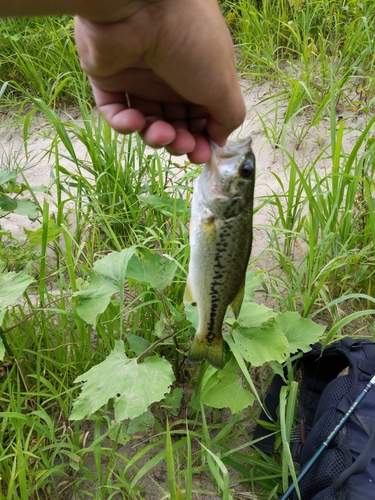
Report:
230,278,245,318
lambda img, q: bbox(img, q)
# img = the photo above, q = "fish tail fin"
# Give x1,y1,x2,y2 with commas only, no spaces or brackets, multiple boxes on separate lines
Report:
188,335,224,370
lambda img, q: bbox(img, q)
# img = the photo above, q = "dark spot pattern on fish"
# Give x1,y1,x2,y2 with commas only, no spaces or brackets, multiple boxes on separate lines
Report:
204,220,239,344
186,138,255,369
221,198,243,219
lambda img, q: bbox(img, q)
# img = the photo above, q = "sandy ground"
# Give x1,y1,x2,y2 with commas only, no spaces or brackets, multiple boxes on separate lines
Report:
1,80,369,260
0,80,371,499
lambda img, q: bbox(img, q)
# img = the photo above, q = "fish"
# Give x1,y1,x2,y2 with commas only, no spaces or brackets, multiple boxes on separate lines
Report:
184,137,256,369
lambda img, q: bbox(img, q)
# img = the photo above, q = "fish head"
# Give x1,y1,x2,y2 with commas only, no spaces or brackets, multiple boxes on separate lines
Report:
200,137,255,219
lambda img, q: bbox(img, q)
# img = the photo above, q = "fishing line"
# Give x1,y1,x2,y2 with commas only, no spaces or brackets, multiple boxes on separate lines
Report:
279,373,375,500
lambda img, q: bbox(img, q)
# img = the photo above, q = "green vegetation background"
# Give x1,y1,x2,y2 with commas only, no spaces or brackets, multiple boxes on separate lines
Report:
1,1,375,498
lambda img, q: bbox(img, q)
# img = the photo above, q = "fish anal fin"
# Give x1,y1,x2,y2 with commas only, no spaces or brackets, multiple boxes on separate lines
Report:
184,277,194,305
230,279,245,318
188,335,224,370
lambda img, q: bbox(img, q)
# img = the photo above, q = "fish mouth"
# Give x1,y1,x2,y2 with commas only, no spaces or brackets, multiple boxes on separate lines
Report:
208,137,252,174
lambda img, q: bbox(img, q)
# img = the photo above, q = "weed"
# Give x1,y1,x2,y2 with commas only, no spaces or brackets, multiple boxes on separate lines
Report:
1,5,375,498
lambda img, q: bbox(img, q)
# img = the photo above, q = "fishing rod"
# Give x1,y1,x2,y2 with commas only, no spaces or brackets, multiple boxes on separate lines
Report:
280,373,375,500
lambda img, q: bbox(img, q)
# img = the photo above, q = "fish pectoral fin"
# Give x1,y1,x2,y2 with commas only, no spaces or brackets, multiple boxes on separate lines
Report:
188,335,224,370
230,279,245,319
183,277,194,305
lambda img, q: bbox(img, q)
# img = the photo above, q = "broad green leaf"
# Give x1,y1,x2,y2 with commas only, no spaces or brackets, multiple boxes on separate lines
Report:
269,360,287,382
13,199,39,220
154,319,167,338
94,247,137,283
0,193,17,212
184,303,199,329
4,180,25,195
24,220,62,244
108,420,131,445
244,272,263,301
0,271,35,326
0,229,13,240
113,356,175,421
127,410,155,435
0,169,15,185
200,366,221,396
73,247,136,327
224,332,269,414
126,248,177,291
138,193,187,216
71,340,175,421
74,274,119,327
127,334,150,356
238,301,277,327
231,321,289,366
275,311,325,353
201,358,255,413
163,387,183,410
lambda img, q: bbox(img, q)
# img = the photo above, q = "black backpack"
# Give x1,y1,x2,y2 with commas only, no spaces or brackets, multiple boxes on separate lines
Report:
254,338,375,500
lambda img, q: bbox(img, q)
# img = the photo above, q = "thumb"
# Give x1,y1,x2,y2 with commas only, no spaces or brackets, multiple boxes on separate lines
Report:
206,96,246,146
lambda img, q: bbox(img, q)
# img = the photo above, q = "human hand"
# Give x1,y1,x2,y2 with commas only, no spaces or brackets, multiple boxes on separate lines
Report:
74,0,246,164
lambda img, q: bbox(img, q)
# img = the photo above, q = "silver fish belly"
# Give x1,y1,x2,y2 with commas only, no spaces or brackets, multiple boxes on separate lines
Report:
184,137,255,369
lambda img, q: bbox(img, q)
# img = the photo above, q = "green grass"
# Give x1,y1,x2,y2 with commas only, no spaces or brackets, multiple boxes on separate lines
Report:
0,16,90,108
1,2,375,498
259,102,375,317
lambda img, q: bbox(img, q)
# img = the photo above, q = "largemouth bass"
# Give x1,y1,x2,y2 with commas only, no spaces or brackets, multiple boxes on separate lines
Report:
184,137,256,369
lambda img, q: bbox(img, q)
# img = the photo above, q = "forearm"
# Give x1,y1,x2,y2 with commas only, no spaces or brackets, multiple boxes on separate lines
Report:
0,0,149,22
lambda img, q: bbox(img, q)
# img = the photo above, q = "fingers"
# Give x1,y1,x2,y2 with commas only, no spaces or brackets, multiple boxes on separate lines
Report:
96,100,210,162
99,103,211,163
165,127,195,154
141,117,211,162
141,122,210,162
187,135,211,164
91,87,146,133
92,84,212,162
206,100,246,147
140,120,177,147
74,2,246,165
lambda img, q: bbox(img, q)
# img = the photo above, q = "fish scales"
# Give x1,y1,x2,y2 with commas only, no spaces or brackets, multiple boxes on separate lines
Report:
184,137,255,369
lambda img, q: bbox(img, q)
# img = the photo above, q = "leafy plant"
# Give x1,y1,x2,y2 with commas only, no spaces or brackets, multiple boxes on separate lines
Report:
1,4,375,498
0,168,39,220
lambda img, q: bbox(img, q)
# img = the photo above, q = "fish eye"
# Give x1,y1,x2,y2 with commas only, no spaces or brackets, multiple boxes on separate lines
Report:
238,155,254,179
